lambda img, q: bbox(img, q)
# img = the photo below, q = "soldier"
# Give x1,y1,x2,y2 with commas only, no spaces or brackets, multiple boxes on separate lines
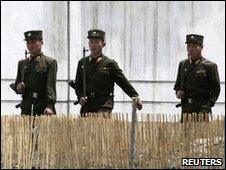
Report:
75,29,143,117
14,30,58,116
174,34,220,122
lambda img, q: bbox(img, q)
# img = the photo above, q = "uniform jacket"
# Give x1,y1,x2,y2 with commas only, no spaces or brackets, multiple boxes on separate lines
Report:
174,56,220,113
15,52,57,115
75,54,138,111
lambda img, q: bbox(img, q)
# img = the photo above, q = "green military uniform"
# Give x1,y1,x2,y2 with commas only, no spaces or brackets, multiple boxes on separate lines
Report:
75,29,139,116
174,34,220,122
14,30,58,116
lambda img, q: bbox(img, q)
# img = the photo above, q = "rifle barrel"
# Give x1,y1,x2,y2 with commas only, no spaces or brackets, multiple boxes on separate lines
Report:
175,103,182,108
15,103,21,108
74,100,79,105
82,47,87,97
9,83,16,92
68,80,76,89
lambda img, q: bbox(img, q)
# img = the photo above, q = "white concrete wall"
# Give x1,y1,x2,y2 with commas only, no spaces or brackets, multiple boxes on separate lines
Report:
1,1,225,117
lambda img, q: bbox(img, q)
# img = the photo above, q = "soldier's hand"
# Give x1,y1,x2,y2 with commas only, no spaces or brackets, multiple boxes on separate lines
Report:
16,82,26,94
79,96,88,106
132,97,143,110
136,100,143,110
176,90,185,99
43,108,54,115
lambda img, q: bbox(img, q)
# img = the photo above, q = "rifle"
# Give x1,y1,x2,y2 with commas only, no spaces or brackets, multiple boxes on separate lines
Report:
175,103,182,108
68,47,89,106
81,47,89,116
10,83,21,108
67,80,79,105
175,92,185,108
10,49,28,108
68,80,76,89
82,47,89,97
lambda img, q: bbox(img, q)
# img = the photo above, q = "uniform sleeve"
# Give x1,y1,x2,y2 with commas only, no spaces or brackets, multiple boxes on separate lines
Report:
173,62,182,93
14,60,22,94
207,63,220,107
110,60,138,98
46,59,58,110
75,60,83,100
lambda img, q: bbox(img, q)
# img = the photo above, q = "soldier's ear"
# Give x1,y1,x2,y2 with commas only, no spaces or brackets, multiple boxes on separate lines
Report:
103,41,106,47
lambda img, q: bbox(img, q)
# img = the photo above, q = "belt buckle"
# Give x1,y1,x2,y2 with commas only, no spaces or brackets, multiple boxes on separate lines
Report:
188,98,193,104
33,92,38,99
90,92,95,98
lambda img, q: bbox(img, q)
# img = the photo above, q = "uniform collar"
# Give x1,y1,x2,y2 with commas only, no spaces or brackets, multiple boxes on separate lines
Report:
89,53,103,63
189,56,203,65
30,51,43,60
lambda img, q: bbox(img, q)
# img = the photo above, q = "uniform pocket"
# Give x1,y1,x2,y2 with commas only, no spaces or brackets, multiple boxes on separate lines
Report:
99,67,110,75
36,59,48,73
36,66,47,83
195,69,206,78
36,66,47,73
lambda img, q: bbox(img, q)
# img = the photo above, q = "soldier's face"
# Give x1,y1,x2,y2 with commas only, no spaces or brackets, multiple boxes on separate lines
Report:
26,40,43,54
186,43,203,60
88,38,106,57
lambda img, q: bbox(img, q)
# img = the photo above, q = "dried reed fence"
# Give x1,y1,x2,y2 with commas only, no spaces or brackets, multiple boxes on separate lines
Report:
1,113,224,169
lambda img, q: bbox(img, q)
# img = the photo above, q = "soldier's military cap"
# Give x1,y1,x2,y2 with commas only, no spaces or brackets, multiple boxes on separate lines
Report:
24,30,43,41
87,29,105,40
185,34,204,44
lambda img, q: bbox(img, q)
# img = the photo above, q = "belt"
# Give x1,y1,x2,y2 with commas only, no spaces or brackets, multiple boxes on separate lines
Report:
187,98,193,104
183,98,208,108
184,98,208,104
176,98,193,108
23,92,45,100
88,92,113,98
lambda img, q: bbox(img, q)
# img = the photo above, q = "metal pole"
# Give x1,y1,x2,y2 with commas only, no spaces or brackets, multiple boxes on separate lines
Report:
31,93,37,117
29,92,37,167
67,1,70,115
129,97,138,169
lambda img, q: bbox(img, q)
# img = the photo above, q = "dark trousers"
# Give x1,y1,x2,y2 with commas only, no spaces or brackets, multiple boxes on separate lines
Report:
180,112,211,123
21,107,56,116
21,109,43,116
80,106,112,118
180,100,212,122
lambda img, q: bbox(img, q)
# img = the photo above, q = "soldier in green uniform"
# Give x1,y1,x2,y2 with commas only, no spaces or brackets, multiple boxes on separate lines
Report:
75,29,143,117
174,34,220,122
14,30,58,116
